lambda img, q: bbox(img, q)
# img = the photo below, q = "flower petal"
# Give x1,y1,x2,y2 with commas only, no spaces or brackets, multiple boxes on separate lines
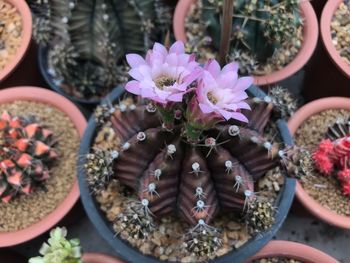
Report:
218,109,234,120
125,80,141,95
167,92,184,102
153,42,168,57
199,103,214,114
141,87,156,98
231,112,249,123
204,59,221,78
126,54,146,68
182,67,203,85
222,62,239,74
233,77,254,91
236,101,251,110
169,41,185,54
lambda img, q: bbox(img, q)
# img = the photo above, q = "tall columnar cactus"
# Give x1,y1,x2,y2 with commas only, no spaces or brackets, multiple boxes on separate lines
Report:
0,112,57,203
313,118,350,196
86,42,293,255
27,0,173,100
200,0,303,73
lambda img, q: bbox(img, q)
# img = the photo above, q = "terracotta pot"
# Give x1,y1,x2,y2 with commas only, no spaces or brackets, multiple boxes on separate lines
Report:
173,0,318,86
288,97,350,229
0,87,86,246
321,0,350,79
246,240,338,263
0,0,32,83
82,253,124,263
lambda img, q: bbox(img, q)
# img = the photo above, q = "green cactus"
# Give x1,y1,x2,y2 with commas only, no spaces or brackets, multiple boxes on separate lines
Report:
200,0,303,73
29,227,82,263
27,0,173,100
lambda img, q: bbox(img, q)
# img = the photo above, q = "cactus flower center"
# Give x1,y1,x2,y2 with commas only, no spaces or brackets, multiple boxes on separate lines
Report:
155,75,177,90
207,92,218,105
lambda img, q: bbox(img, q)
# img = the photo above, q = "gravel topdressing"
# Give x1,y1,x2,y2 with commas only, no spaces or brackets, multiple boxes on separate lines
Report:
252,258,302,263
0,101,80,231
331,1,350,66
295,109,350,216
0,0,22,71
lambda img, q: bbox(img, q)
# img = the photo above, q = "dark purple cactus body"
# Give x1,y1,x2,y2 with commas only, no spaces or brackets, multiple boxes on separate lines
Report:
111,98,280,229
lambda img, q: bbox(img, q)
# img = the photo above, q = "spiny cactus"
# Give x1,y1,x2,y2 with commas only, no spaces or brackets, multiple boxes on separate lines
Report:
313,118,350,196
27,0,173,100
91,95,283,254
86,42,293,256
193,0,303,74
268,86,298,120
0,111,57,203
29,227,82,263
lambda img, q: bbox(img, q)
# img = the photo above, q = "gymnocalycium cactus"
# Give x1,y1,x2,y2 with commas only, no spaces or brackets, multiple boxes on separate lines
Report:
27,0,174,101
29,227,82,263
188,0,303,75
86,41,296,256
313,118,350,196
0,111,57,203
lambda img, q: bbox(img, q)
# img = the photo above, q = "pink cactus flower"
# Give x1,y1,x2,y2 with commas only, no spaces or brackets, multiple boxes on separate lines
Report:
125,41,201,104
196,59,253,122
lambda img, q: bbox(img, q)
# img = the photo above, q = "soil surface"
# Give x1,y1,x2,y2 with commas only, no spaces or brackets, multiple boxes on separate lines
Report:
331,1,350,66
252,258,302,263
0,0,23,71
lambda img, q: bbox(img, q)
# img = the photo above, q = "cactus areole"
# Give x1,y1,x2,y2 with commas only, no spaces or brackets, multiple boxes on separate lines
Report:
83,41,296,258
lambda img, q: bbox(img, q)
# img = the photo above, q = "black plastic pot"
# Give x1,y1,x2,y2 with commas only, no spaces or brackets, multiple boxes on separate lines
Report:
77,86,296,263
38,45,116,107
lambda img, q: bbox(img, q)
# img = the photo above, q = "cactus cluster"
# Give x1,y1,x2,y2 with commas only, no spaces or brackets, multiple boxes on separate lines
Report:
27,0,174,100
187,0,303,75
313,118,350,196
29,227,82,263
0,111,57,203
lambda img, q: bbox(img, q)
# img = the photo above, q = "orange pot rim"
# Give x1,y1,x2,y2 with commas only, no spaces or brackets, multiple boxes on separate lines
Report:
173,0,318,86
82,253,124,263
288,97,350,229
321,0,350,79
0,87,86,247
0,0,32,82
247,240,338,263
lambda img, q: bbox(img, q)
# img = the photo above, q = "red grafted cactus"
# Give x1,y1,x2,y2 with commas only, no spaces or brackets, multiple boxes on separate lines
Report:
313,119,350,196
0,111,57,202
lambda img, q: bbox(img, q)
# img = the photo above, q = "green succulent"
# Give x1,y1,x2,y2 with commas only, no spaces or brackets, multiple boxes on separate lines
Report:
27,0,173,100
29,227,82,263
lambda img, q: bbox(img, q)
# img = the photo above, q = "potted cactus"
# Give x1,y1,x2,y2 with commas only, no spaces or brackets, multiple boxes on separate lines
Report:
321,0,350,80
29,227,123,263
247,240,338,263
27,0,174,105
78,41,297,263
173,0,318,86
0,87,86,247
288,96,350,229
0,0,32,82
